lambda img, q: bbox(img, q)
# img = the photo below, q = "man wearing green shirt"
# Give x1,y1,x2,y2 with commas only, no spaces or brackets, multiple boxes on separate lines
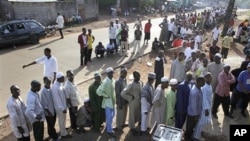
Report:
96,67,116,137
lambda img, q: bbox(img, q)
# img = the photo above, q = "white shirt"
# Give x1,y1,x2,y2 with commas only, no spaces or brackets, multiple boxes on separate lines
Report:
51,81,67,112
184,47,197,61
7,96,30,138
212,27,221,40
64,79,82,107
106,43,114,50
56,15,64,28
109,26,117,39
114,23,121,30
40,87,55,116
194,35,202,49
25,90,45,124
35,56,58,80
168,22,175,32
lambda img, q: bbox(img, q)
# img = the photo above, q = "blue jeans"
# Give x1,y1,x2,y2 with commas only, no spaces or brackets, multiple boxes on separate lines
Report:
105,107,115,133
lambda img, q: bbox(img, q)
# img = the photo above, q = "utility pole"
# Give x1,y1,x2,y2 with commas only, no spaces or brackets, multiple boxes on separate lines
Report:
221,0,235,36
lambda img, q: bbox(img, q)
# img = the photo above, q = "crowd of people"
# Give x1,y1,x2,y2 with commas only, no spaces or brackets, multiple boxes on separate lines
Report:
6,6,250,141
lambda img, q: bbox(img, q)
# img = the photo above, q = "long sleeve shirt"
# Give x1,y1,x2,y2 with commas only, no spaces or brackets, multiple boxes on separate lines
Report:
166,89,176,126
175,81,192,113
40,87,55,116
187,85,202,116
170,59,186,82
25,90,45,124
35,55,58,79
115,76,127,107
96,77,115,109
215,71,235,97
51,81,67,112
64,80,82,107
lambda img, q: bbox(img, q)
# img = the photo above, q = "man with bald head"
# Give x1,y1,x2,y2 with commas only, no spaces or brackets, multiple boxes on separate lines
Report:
7,85,31,141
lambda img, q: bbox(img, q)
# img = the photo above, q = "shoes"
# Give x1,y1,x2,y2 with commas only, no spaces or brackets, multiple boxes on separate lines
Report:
139,131,149,136
212,113,218,119
61,134,72,138
107,132,116,137
241,111,247,118
225,113,234,119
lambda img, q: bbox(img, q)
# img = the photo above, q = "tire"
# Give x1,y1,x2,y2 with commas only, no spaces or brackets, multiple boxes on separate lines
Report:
30,35,39,44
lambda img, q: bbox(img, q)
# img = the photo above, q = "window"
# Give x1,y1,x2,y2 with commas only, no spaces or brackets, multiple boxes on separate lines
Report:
27,21,40,29
16,23,25,30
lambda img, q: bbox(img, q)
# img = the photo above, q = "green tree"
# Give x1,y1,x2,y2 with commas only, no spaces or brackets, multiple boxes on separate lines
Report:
221,0,235,36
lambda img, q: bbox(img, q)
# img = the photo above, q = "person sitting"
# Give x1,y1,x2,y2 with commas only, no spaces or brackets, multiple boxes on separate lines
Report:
106,41,115,55
95,42,105,58
152,37,164,52
172,34,183,48
76,98,92,133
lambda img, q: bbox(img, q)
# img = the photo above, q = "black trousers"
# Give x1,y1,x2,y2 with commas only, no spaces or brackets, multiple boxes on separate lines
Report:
69,106,78,129
45,115,58,140
175,112,187,129
185,115,198,140
80,48,88,65
231,89,250,111
110,39,118,53
221,47,229,59
88,48,93,61
212,94,230,115
58,28,63,38
17,136,30,141
33,121,44,141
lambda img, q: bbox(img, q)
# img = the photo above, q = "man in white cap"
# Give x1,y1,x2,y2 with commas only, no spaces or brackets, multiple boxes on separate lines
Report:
140,72,156,135
121,71,143,136
207,53,224,92
193,72,213,140
96,67,116,137
64,70,82,131
51,72,72,138
165,78,178,126
115,66,128,131
89,72,105,132
151,77,169,125
212,64,235,119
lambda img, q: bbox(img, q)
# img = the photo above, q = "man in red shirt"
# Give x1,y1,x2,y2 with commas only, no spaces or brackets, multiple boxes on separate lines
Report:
144,19,152,45
78,28,89,66
172,35,183,48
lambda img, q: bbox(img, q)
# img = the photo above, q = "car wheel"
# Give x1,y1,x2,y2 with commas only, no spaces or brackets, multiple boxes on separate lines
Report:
30,35,39,44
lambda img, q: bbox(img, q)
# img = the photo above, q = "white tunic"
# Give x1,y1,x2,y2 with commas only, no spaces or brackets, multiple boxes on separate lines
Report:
56,15,64,28
35,56,58,80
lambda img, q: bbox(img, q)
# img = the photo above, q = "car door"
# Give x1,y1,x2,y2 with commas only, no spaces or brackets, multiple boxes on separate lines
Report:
0,24,17,45
15,22,30,42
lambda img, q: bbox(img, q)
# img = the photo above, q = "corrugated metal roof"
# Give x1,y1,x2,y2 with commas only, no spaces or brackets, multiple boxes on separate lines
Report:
8,0,58,2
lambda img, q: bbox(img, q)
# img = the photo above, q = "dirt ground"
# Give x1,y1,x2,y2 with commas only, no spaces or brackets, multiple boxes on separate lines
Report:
1,12,250,141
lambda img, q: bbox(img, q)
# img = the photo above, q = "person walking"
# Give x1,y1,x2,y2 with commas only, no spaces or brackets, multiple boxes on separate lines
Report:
87,29,95,62
65,70,82,130
40,77,59,141
7,85,31,141
56,12,64,39
115,66,128,131
25,80,45,141
144,19,152,45
78,27,89,66
96,67,116,137
119,25,129,57
23,48,58,83
89,72,105,132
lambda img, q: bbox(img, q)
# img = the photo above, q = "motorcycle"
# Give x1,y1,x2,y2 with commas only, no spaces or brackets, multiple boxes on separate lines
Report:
45,25,57,36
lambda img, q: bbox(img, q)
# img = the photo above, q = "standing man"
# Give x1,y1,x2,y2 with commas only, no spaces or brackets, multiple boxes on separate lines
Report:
121,71,143,136
140,72,156,135
96,67,116,137
25,80,45,141
175,72,193,129
78,27,89,66
87,29,95,62
56,12,64,39
109,22,118,53
89,72,105,132
144,19,152,45
154,50,167,88
170,52,186,83
133,25,142,55
221,32,233,59
120,25,129,57
40,77,59,141
7,85,31,141
212,64,235,119
115,66,128,131
51,72,72,138
65,70,82,130
165,78,178,126
193,72,213,140
151,77,169,125
185,77,205,141
207,53,224,92
23,48,58,83
211,24,221,44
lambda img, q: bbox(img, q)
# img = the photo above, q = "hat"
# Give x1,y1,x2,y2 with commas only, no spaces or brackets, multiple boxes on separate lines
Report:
224,64,230,68
215,53,222,58
56,72,64,79
94,72,101,78
247,63,250,68
204,72,211,77
148,72,156,79
169,78,178,85
105,67,114,73
161,77,169,83
83,98,90,103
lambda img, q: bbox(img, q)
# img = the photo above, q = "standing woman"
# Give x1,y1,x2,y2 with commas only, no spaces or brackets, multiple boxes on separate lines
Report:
87,29,95,62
